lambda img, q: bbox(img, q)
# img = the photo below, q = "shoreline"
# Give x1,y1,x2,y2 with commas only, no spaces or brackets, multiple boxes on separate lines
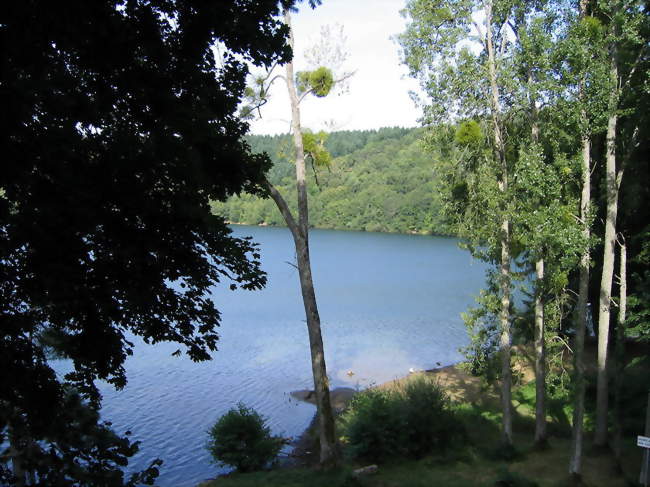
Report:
285,361,478,467
286,346,545,467
225,220,456,239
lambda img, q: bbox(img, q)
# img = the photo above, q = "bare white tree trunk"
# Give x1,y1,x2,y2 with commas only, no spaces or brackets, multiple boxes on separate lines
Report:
569,100,591,478
528,71,547,447
595,41,619,447
569,0,591,475
486,1,513,447
613,236,626,463
534,258,547,445
264,11,339,467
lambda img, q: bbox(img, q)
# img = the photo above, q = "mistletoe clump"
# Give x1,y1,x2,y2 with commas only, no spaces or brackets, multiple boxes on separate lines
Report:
296,66,334,97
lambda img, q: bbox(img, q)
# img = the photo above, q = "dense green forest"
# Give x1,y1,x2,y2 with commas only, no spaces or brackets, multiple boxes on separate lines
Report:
211,127,453,235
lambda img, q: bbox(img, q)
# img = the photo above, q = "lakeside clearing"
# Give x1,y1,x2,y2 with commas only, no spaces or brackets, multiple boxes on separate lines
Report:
199,341,647,487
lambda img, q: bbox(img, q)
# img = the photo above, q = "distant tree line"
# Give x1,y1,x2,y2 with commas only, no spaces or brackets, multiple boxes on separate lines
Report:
212,127,454,236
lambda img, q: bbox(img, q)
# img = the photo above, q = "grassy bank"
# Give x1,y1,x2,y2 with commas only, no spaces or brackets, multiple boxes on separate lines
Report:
200,344,647,487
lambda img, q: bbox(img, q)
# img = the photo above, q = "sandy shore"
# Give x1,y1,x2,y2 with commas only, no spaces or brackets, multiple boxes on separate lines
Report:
285,361,492,466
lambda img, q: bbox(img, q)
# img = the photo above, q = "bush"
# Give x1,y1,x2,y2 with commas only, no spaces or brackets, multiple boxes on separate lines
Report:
341,376,466,462
401,376,466,458
206,403,287,472
341,388,403,461
493,467,539,487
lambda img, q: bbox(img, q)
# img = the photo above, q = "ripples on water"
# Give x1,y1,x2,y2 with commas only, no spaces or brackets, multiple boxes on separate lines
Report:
59,226,487,486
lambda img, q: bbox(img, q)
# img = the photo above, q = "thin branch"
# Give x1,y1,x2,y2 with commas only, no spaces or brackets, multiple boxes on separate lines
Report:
335,70,356,84
266,73,286,89
550,335,573,354
508,20,519,41
264,179,303,242
472,20,487,50
261,61,279,83
296,71,356,105
297,86,316,105
620,46,644,91
308,155,321,188
498,19,509,59
255,99,268,118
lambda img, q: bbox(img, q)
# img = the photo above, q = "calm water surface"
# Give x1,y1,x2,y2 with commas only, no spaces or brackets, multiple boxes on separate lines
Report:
77,226,487,486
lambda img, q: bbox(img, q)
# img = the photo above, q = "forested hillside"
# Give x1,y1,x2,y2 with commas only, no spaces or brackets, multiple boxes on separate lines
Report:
211,127,453,235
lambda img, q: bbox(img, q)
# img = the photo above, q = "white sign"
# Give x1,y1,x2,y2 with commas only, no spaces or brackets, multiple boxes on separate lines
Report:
639,436,650,448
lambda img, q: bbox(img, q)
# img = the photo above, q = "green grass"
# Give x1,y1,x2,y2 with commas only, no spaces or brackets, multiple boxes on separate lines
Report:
201,435,638,487
198,467,355,487
201,353,648,487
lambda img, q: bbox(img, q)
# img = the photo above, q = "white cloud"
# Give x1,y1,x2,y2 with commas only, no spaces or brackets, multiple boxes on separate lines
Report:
248,0,423,135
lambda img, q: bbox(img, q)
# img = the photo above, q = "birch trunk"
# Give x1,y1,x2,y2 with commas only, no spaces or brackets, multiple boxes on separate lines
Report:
263,11,339,467
595,42,619,447
569,132,590,478
569,14,591,462
569,0,591,462
486,1,513,446
534,258,547,445
613,238,626,463
529,70,546,446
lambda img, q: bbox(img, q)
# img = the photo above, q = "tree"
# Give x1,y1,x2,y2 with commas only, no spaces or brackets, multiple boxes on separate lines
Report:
239,7,351,467
1,1,304,484
266,11,339,466
401,0,592,453
592,0,647,448
400,0,520,448
553,0,602,475
213,127,446,235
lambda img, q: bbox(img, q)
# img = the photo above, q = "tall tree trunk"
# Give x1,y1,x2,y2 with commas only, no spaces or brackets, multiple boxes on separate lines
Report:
595,40,619,447
613,236,626,464
499,222,513,447
529,71,547,447
569,50,591,474
485,1,513,447
263,11,339,467
534,258,547,445
569,0,591,476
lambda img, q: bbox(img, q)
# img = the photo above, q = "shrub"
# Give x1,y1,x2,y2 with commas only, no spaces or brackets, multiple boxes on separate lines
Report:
206,403,286,473
341,376,466,462
401,376,465,458
493,467,539,487
341,388,403,461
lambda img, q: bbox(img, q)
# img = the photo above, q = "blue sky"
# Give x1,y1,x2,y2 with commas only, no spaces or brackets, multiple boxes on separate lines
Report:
248,0,423,135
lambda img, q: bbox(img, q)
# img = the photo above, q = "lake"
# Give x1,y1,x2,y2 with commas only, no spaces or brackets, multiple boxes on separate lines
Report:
90,226,488,486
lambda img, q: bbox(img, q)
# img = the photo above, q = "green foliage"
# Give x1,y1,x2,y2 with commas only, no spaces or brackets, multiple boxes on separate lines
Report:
459,277,503,383
213,127,453,236
0,386,163,486
2,0,298,483
296,67,334,97
302,130,332,168
455,120,483,147
207,404,287,473
492,467,539,487
341,388,402,462
627,225,650,342
341,377,465,462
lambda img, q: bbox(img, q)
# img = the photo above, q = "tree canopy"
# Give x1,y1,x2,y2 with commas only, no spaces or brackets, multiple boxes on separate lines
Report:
213,127,452,235
0,1,304,484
